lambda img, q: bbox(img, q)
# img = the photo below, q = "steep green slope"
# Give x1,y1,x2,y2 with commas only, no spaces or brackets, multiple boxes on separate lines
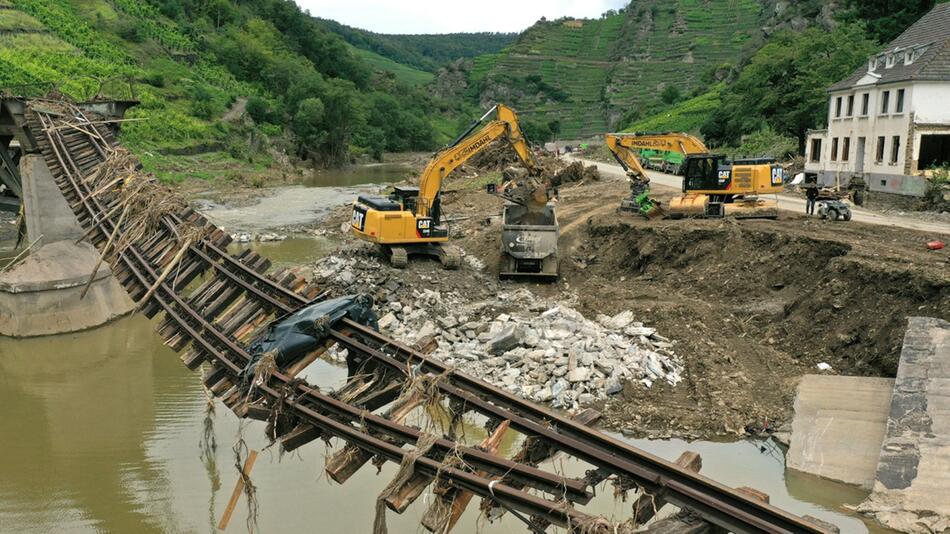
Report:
350,46,434,87
0,0,461,179
623,88,722,134
315,18,516,72
474,1,762,138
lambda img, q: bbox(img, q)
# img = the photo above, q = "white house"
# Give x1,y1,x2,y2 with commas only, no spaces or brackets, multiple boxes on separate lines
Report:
804,3,950,197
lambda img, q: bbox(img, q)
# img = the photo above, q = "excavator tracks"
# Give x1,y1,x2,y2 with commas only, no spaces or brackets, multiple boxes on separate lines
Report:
21,97,835,534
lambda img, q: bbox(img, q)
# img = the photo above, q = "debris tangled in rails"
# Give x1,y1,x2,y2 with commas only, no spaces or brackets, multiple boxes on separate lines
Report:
23,95,836,534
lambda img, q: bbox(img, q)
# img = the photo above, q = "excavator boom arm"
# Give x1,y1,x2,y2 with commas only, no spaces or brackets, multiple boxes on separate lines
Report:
605,132,709,177
417,105,538,217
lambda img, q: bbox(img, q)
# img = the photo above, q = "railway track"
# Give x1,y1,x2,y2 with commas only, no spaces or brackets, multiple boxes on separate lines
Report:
23,98,835,534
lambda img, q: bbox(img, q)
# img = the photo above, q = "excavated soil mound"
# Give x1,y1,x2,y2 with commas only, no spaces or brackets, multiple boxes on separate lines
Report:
571,219,949,437
585,222,948,375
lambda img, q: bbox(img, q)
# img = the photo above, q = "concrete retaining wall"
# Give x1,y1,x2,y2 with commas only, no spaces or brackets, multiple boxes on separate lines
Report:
786,374,894,488
858,317,950,534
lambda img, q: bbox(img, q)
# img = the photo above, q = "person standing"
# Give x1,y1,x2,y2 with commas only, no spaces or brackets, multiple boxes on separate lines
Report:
805,184,819,215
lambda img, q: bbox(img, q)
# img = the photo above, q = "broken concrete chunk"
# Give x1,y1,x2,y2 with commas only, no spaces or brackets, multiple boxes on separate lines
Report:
606,310,635,330
438,315,459,329
416,321,438,340
567,367,590,383
378,312,398,330
489,325,523,354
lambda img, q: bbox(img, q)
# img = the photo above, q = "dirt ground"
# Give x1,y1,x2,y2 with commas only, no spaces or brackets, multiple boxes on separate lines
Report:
313,155,950,439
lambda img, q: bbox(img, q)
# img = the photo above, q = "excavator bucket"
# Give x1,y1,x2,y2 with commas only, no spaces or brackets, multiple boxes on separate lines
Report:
644,203,665,219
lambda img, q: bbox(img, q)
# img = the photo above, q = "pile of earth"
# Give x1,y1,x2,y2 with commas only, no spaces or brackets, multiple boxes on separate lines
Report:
311,249,681,410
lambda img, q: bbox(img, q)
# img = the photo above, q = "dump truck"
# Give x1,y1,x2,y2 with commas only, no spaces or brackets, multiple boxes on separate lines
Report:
499,203,559,279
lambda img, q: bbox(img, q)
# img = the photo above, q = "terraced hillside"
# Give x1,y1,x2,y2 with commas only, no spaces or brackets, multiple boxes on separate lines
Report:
474,0,763,138
0,0,252,156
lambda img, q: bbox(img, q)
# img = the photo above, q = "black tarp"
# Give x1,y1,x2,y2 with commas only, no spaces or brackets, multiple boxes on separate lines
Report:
241,294,377,380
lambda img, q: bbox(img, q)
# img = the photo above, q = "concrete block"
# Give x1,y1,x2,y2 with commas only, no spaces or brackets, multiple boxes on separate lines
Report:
787,374,893,488
859,317,950,534
20,154,83,246
0,240,134,337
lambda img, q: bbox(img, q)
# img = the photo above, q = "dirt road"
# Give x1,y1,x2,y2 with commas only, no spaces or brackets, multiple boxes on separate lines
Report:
572,156,950,236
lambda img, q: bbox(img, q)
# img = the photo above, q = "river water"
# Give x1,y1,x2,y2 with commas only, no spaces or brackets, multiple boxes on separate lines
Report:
0,164,892,533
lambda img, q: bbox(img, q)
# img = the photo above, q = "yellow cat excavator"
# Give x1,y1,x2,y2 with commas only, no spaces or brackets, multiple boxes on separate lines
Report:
605,132,783,219
351,104,541,268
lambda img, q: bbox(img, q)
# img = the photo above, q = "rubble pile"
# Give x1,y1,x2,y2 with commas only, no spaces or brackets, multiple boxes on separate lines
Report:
549,160,600,187
312,254,682,410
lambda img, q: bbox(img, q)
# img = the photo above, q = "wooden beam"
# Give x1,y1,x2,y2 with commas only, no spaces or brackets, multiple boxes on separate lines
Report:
419,420,511,532
218,449,259,530
325,391,422,484
631,451,703,525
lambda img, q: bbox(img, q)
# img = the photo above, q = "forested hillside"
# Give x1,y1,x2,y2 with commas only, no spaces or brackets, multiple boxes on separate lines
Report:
0,0,483,180
0,0,943,177
315,18,516,73
459,0,941,151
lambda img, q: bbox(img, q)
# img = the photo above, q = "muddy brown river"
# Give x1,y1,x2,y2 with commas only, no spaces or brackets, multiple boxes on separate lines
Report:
0,166,893,533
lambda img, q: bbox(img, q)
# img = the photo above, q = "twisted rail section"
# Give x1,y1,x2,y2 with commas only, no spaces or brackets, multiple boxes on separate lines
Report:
24,98,833,534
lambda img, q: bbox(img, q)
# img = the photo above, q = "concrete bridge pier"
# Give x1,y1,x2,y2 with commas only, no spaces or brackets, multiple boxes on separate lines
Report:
0,154,133,337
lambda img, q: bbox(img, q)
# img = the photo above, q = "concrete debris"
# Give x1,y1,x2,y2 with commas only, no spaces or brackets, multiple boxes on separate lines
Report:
312,253,681,410
230,232,287,243
257,232,287,242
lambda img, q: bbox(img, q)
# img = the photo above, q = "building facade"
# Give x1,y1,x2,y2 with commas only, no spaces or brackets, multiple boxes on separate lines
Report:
804,4,950,197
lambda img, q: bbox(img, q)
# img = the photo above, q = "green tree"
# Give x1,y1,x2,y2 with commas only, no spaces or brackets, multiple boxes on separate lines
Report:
521,119,551,143
701,24,877,153
547,119,561,141
246,96,269,123
839,0,935,43
660,85,682,105
293,97,327,160
189,85,217,120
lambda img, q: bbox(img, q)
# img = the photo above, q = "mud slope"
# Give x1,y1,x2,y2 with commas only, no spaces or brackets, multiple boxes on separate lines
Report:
567,218,949,437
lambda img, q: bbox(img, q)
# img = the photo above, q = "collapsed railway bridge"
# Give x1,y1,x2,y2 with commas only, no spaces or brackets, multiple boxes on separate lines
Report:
15,96,839,534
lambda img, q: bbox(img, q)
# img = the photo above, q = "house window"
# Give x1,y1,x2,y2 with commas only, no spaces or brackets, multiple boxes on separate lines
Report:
810,138,822,162
835,97,843,118
881,91,890,114
918,135,950,168
861,93,869,115
842,137,851,161
831,137,839,161
847,95,854,116
891,136,901,163
896,89,905,113
876,136,886,162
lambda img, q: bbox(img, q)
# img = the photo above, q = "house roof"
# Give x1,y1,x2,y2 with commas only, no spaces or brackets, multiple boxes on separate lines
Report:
829,3,950,92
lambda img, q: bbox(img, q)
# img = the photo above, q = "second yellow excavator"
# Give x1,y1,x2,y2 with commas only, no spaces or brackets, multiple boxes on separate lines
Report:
605,132,784,219
351,104,541,268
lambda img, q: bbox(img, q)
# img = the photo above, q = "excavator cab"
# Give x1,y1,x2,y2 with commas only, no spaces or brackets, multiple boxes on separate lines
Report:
682,155,732,192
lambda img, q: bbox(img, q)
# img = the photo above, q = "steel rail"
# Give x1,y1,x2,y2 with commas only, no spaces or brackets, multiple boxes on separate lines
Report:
335,320,828,534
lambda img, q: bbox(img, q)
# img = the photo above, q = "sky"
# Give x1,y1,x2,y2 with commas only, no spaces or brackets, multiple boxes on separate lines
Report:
294,0,629,34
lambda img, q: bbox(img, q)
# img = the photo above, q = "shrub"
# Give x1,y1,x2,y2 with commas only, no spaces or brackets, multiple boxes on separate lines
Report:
246,96,269,123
